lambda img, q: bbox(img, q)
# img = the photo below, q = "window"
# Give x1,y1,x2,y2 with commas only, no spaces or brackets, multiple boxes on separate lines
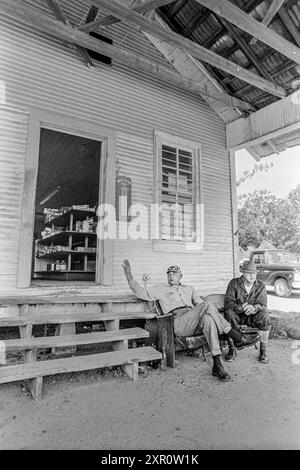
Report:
154,131,203,252
252,253,265,265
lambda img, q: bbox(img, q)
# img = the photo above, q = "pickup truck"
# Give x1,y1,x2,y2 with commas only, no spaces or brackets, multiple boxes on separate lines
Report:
246,249,300,297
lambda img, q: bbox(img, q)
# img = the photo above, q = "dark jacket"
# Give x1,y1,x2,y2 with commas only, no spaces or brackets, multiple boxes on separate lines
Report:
224,276,267,314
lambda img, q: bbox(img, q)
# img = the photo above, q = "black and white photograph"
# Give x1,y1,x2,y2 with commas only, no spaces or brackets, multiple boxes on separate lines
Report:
0,0,299,452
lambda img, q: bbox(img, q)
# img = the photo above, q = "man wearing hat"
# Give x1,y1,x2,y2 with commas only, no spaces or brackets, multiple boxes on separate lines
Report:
122,260,260,382
224,260,270,363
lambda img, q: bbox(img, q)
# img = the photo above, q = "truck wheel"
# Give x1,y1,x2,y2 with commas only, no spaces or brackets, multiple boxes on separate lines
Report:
274,278,292,297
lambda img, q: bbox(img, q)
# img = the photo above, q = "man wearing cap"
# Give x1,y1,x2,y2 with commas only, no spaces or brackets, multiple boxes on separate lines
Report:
122,260,260,382
224,260,270,363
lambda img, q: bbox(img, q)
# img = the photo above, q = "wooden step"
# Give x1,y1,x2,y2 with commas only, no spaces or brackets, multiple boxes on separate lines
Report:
2,328,149,351
0,346,162,384
0,310,156,327
0,294,138,305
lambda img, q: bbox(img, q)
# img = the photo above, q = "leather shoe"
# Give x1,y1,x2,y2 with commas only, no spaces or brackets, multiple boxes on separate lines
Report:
259,344,270,363
259,351,270,363
212,364,231,381
212,355,231,381
234,333,260,350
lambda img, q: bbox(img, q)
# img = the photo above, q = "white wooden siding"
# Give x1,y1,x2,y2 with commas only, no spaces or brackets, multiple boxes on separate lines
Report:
0,7,234,294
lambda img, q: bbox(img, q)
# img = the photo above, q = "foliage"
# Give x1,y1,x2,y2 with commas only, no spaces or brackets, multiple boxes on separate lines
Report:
236,162,274,187
238,185,300,253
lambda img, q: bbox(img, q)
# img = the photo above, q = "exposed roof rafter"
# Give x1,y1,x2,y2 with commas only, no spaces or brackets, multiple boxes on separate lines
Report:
84,0,286,97
200,0,264,51
45,0,94,67
278,6,300,47
194,0,300,65
78,0,175,33
250,0,286,45
214,14,274,82
155,7,238,97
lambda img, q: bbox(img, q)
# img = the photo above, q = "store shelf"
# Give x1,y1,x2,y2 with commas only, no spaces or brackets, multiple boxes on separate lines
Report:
38,231,96,245
37,250,96,259
45,208,96,227
35,207,97,281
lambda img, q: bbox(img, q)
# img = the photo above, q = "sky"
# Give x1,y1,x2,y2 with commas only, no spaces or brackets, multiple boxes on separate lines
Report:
235,146,300,199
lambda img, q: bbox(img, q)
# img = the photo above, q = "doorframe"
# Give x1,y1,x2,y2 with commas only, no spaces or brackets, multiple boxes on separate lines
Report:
17,106,116,288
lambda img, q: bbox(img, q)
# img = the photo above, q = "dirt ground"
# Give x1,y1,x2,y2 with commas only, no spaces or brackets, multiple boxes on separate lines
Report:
0,339,299,450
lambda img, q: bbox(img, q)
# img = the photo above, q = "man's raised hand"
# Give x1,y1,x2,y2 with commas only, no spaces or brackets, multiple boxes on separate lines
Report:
122,259,133,281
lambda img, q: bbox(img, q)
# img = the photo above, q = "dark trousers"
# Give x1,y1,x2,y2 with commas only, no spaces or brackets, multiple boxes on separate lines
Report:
225,308,271,332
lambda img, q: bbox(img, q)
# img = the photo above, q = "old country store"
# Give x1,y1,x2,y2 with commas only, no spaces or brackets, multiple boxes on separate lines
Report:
0,0,300,396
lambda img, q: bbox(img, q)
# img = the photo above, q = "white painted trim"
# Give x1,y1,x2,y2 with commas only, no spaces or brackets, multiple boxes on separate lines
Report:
229,150,239,277
17,107,116,287
17,114,41,288
229,121,300,151
154,130,203,151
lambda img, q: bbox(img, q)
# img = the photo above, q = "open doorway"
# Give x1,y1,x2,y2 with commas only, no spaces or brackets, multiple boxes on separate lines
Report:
32,128,101,283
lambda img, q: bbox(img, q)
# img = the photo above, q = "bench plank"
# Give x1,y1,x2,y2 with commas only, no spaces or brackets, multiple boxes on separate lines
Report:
2,328,149,351
0,310,156,327
0,347,162,383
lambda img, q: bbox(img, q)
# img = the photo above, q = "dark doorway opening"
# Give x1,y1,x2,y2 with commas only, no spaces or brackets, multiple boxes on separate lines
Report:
32,128,101,283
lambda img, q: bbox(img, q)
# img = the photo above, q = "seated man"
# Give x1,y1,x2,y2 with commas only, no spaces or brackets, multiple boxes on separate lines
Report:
122,260,260,382
224,260,270,364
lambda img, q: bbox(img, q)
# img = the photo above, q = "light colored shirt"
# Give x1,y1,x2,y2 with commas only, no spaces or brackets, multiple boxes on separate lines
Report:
128,279,203,314
244,283,253,294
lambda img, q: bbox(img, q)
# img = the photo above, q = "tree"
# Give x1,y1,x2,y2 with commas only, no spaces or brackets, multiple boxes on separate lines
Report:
238,187,300,253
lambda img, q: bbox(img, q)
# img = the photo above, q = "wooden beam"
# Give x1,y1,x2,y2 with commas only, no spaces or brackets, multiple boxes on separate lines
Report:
257,0,285,26
85,5,99,24
215,15,274,82
247,147,262,161
194,0,300,65
250,0,286,45
84,0,285,97
155,9,239,99
152,9,244,120
267,139,280,155
0,0,254,112
45,0,94,67
278,7,300,47
78,0,175,33
222,41,297,91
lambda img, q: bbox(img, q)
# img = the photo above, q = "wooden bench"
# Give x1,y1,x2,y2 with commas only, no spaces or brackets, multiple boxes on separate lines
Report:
0,306,161,399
